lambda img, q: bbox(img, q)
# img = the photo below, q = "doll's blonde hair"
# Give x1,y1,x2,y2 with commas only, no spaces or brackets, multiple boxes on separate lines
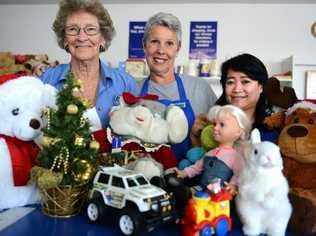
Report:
207,105,251,142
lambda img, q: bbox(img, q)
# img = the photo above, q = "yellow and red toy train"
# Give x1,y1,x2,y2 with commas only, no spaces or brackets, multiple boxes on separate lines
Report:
181,190,232,236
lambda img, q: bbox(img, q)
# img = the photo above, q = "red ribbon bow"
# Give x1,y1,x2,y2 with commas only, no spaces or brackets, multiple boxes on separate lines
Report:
122,92,159,105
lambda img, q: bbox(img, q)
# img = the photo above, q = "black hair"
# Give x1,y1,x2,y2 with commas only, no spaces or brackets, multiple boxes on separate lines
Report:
216,53,272,129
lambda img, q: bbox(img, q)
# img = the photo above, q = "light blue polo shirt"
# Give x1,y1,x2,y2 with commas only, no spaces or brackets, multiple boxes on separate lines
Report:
40,61,137,127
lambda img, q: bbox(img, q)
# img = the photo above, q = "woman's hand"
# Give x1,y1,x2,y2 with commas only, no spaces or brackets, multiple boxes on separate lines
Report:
224,182,238,196
190,113,209,147
166,167,187,178
191,113,208,137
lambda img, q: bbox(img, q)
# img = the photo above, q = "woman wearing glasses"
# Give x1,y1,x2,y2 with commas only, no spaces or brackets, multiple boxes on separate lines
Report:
39,0,136,129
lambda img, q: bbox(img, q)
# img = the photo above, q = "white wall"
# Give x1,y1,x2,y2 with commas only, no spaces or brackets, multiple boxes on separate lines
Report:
1,3,315,75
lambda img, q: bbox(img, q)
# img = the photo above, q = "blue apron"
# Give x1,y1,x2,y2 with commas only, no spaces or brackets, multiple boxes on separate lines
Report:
140,74,195,160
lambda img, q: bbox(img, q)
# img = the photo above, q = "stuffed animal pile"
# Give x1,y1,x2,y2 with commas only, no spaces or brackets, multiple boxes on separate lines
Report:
265,101,316,234
0,52,58,76
0,75,56,210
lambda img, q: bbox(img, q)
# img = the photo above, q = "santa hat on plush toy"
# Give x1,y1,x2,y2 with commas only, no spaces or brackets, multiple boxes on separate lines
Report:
285,101,316,117
122,92,167,118
122,92,159,105
0,72,28,84
265,100,316,130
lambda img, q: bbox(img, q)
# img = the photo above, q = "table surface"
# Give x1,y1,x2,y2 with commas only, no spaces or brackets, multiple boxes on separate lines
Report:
0,204,300,236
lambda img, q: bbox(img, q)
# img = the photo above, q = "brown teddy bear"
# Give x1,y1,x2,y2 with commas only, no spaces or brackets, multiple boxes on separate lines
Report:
265,101,316,234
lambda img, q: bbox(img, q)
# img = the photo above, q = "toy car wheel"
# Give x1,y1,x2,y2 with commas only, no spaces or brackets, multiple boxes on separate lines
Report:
86,198,105,223
215,218,229,236
118,208,142,236
200,224,212,236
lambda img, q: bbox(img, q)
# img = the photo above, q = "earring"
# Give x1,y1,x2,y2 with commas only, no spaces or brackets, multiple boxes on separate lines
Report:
64,45,70,53
99,45,105,52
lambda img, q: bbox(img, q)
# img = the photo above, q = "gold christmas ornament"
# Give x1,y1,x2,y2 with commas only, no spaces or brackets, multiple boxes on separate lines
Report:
67,104,78,114
71,158,96,184
74,135,85,146
73,79,83,89
30,166,46,183
41,136,52,147
82,99,92,108
40,136,60,147
37,169,63,189
72,87,80,93
89,140,100,151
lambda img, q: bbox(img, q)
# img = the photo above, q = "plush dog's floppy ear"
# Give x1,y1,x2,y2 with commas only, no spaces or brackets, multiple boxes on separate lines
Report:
264,112,286,130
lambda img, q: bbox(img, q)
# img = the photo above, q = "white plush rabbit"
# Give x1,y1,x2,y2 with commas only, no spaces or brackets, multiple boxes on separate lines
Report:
236,129,292,236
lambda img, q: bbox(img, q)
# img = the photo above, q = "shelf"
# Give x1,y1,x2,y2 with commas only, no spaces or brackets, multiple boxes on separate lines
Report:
271,75,292,82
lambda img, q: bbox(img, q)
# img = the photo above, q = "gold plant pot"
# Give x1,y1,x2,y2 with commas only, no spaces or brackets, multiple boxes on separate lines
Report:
39,185,88,218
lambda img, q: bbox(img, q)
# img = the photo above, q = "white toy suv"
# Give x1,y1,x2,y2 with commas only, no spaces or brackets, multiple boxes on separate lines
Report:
86,165,178,235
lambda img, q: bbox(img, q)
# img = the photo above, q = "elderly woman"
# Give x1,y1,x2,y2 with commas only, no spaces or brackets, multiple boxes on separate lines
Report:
39,0,136,129
138,12,217,160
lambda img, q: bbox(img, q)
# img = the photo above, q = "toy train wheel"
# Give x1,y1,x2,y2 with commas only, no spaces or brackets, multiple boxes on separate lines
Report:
86,198,106,223
200,224,212,236
118,207,142,236
215,218,229,236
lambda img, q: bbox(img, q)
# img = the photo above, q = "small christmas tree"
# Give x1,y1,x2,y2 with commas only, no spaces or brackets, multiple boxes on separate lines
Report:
37,72,99,187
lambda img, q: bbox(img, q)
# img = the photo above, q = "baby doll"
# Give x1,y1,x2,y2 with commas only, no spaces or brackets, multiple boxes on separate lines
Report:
175,105,251,195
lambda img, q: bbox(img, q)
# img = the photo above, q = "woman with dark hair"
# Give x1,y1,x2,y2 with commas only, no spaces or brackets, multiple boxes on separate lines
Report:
191,53,277,142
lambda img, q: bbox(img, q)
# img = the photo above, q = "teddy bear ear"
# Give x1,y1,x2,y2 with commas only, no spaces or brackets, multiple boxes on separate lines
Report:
264,111,286,130
43,84,57,108
166,105,188,144
250,128,261,144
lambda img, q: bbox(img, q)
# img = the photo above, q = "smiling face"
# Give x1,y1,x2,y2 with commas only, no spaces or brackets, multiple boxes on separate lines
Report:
64,10,105,62
143,25,180,81
212,112,243,147
224,69,263,116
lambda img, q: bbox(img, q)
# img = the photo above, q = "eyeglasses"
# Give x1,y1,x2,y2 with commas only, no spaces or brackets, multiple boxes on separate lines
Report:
64,25,100,36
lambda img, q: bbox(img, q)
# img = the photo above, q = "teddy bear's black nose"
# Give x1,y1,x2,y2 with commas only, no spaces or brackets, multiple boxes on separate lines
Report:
287,125,308,138
29,119,41,130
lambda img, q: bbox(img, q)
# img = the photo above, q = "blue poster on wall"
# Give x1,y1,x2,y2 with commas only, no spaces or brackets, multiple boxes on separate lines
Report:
128,21,146,59
189,21,217,59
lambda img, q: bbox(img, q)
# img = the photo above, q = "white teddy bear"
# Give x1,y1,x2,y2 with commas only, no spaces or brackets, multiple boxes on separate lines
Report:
236,129,292,236
109,92,188,144
0,76,56,210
